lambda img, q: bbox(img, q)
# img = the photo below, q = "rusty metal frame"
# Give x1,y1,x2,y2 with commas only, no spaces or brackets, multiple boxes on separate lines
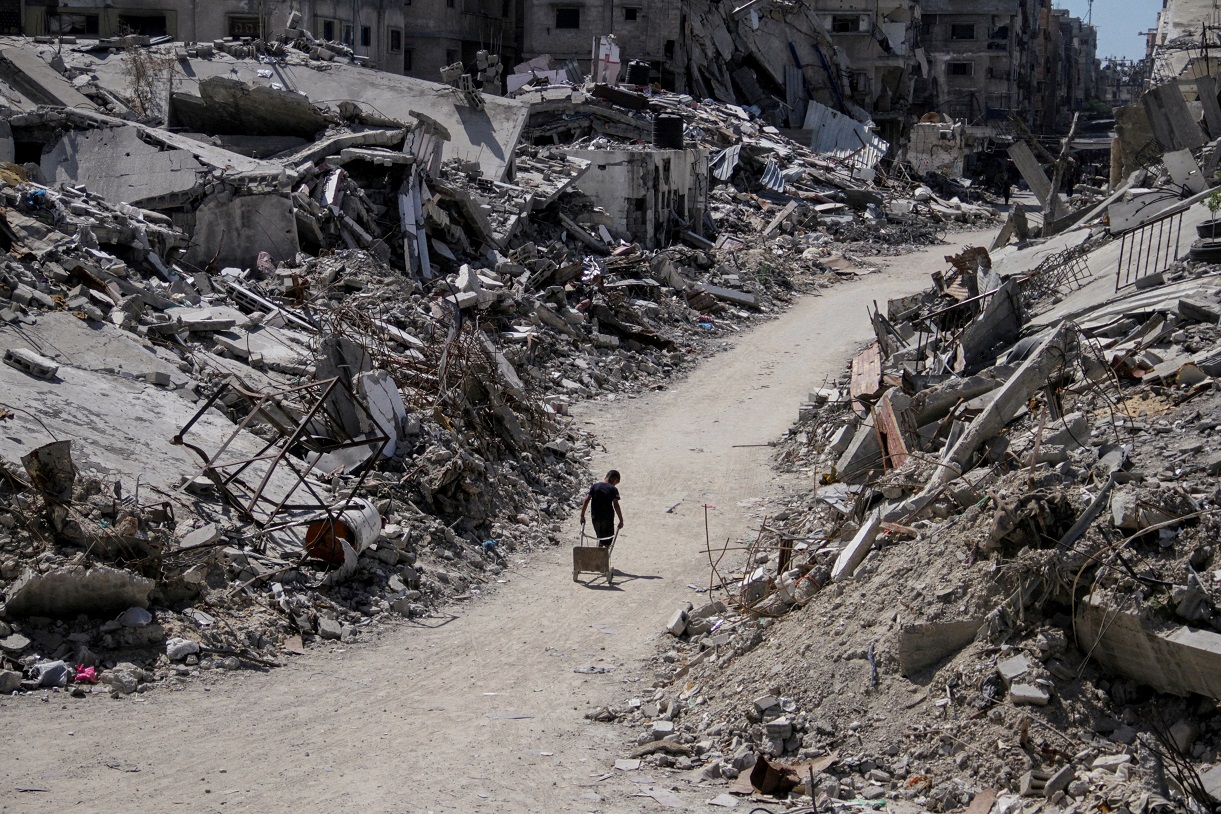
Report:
172,376,389,529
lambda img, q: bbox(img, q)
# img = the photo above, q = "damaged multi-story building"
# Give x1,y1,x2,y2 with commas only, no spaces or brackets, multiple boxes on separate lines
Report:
1098,58,1144,109
914,0,1039,127
914,0,1096,133
518,0,682,88
17,0,516,86
1053,9,1098,120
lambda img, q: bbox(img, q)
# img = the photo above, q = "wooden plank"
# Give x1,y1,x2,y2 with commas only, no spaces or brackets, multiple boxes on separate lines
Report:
873,391,910,469
762,200,799,236
849,342,883,414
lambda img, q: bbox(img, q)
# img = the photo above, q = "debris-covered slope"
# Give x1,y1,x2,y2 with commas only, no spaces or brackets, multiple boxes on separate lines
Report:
593,231,1221,813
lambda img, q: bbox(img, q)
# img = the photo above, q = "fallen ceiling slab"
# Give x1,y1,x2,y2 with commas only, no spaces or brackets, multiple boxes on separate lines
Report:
82,51,529,182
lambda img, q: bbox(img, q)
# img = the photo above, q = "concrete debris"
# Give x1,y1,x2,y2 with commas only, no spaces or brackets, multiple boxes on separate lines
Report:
4,565,155,618
0,25,997,698
589,115,1221,810
7,13,1219,812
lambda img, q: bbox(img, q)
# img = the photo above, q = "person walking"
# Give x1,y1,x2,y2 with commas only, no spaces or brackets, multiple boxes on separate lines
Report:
580,470,624,547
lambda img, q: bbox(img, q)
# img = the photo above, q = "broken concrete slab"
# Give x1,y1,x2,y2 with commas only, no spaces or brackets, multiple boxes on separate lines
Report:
835,416,883,484
1196,75,1221,140
897,619,984,676
42,127,205,209
1143,82,1207,152
693,282,760,310
1077,593,1221,699
354,370,407,457
180,524,222,549
3,564,155,618
90,54,528,182
173,76,328,139
831,514,882,582
1092,754,1132,773
997,654,1031,684
0,47,97,111
185,192,298,271
1009,683,1050,706
1008,141,1052,207
956,279,1023,371
1163,149,1208,194
886,322,1077,521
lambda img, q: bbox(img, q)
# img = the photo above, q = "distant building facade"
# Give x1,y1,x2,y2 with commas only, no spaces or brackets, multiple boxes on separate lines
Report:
17,0,1096,137
518,0,682,87
912,0,1095,133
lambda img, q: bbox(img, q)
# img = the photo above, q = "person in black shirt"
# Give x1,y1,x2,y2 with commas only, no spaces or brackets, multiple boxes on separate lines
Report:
580,470,624,547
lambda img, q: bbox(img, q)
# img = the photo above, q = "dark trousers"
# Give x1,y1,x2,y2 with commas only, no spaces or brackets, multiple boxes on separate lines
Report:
592,514,615,546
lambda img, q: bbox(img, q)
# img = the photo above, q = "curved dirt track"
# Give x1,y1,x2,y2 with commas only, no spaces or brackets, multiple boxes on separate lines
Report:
0,236,981,814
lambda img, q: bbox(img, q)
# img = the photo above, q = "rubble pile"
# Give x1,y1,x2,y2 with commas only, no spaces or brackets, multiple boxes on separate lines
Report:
0,181,804,694
516,78,995,254
0,30,1003,697
591,240,1221,811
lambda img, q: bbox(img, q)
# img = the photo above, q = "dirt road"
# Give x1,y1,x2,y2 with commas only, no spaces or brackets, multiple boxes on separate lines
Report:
0,236,980,814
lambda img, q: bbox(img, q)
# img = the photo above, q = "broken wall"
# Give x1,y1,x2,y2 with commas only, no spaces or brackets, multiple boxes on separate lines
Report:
182,192,298,271
565,147,708,250
904,120,966,177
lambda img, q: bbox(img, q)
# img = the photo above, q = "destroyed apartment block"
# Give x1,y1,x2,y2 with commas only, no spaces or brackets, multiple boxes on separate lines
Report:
602,60,1221,799
11,4,1221,811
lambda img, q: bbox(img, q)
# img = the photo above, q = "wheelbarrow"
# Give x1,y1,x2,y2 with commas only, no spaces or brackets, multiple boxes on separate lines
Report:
573,523,617,585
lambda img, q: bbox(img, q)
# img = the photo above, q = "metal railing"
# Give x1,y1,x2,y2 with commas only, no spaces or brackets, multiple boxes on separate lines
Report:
1115,208,1185,291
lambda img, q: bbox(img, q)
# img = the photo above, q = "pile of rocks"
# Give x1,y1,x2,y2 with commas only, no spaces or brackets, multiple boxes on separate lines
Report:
591,235,1221,812
0,157,950,697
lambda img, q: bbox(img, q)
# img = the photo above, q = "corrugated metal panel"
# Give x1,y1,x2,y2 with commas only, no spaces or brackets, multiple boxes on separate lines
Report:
802,98,889,175
785,65,808,128
761,158,786,193
710,144,742,181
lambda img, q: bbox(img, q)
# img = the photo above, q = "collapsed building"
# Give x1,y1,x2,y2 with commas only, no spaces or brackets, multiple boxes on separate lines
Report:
10,9,1221,814
0,28,995,695
579,21,1221,811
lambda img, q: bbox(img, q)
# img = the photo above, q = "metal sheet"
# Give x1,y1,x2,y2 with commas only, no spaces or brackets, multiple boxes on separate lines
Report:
710,144,741,180
760,158,786,192
801,98,887,174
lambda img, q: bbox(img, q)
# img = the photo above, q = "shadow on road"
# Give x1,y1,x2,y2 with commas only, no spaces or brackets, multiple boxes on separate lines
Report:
578,570,664,590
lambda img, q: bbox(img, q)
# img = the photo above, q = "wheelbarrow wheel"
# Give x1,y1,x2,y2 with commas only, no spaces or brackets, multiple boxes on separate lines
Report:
606,568,614,585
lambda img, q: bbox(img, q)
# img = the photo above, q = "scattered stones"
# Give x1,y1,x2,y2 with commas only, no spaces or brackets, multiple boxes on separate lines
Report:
165,638,201,660
119,607,153,628
101,666,141,695
318,619,343,641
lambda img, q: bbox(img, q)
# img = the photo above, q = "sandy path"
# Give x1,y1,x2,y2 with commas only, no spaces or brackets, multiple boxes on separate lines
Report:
0,235,981,814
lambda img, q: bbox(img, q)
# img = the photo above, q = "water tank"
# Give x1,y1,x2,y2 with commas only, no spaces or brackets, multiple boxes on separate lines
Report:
653,114,684,149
